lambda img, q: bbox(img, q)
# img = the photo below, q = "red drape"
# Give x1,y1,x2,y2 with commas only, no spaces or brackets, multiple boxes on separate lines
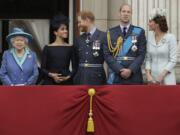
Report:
0,85,180,135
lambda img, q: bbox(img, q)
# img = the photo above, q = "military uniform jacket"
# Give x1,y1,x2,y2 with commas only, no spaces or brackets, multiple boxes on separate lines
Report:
74,29,106,85
104,25,147,84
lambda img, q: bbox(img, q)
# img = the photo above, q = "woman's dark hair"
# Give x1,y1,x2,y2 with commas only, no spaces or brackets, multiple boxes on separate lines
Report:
153,15,168,32
50,13,69,32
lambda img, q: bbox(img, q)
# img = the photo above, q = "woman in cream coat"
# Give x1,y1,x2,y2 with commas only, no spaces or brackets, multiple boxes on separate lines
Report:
145,9,177,85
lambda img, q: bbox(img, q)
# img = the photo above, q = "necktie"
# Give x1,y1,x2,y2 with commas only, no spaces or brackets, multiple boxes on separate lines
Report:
86,33,91,44
123,27,127,37
87,33,91,38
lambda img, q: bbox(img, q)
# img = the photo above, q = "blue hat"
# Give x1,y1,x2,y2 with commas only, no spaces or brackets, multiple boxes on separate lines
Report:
6,27,33,44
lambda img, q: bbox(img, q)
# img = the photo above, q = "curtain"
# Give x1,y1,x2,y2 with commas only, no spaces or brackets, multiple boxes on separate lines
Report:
0,85,180,135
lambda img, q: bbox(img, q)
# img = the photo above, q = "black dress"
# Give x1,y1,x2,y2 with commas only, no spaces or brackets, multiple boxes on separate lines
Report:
41,45,76,85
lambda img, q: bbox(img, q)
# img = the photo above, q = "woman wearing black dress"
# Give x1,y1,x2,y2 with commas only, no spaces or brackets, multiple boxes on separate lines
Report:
41,13,76,85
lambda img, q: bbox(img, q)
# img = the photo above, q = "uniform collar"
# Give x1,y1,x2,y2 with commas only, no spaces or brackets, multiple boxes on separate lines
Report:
120,24,130,32
89,27,96,36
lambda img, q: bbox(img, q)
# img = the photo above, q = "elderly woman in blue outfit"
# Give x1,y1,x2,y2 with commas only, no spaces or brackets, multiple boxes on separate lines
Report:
0,28,39,86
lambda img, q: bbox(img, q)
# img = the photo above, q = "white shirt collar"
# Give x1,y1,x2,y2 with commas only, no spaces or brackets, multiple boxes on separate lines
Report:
89,27,96,36
120,24,130,32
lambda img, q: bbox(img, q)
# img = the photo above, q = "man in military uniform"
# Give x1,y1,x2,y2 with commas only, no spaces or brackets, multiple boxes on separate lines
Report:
73,11,106,85
104,4,146,84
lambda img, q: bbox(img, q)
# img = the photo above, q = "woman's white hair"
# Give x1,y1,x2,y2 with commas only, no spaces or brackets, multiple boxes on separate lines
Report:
10,36,29,45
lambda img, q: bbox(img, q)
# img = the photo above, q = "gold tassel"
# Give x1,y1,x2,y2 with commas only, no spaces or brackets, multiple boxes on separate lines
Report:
87,88,96,132
87,117,94,132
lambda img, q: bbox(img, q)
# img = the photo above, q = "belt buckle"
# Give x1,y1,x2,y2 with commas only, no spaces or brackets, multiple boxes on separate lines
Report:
84,63,89,67
123,56,128,60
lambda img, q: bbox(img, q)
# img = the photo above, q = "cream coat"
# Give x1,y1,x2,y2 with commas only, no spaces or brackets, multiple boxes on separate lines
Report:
145,31,177,85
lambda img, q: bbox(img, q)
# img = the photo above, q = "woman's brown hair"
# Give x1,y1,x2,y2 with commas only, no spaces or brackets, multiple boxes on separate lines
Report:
153,16,168,32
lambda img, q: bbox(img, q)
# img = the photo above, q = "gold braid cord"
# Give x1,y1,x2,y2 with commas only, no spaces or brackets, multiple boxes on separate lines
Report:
107,30,123,57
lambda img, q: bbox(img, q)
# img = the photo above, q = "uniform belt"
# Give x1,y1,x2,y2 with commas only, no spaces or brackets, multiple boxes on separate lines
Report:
116,56,135,61
79,63,103,68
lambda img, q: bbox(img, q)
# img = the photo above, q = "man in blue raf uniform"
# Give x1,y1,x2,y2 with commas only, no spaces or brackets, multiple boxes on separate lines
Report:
104,4,146,84
74,11,106,85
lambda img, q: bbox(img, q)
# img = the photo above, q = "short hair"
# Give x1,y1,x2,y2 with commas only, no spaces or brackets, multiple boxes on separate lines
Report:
119,3,132,12
153,16,168,32
78,11,95,22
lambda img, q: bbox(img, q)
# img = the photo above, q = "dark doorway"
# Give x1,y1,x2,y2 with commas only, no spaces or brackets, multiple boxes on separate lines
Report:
0,0,69,52
0,0,69,19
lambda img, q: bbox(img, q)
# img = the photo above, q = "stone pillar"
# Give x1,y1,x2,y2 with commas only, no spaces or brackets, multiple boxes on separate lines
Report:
107,0,126,28
80,0,108,32
69,0,74,45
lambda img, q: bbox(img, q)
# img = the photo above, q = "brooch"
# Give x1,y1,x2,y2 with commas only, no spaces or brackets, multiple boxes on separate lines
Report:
161,38,166,44
28,55,32,58
131,45,138,52
86,38,90,44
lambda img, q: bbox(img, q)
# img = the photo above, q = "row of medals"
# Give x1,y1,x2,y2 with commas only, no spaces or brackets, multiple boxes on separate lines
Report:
115,35,138,52
85,35,138,57
86,38,100,57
